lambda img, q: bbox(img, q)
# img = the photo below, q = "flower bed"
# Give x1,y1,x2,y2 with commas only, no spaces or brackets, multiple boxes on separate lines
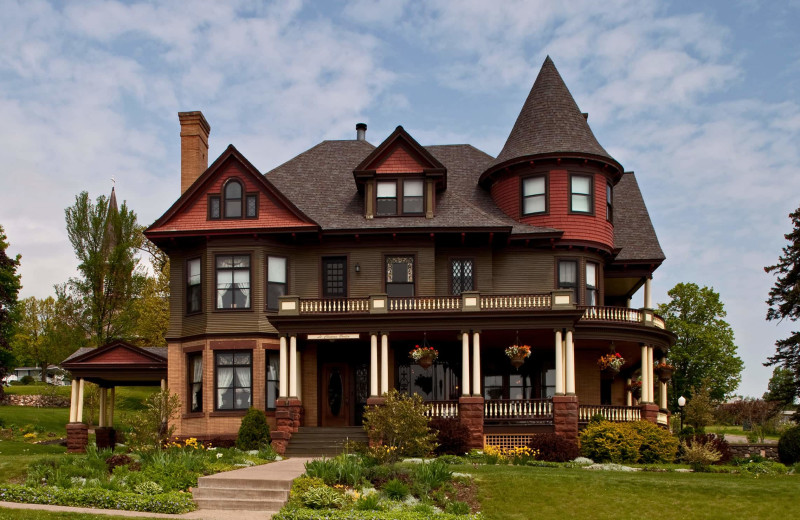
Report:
0,484,195,514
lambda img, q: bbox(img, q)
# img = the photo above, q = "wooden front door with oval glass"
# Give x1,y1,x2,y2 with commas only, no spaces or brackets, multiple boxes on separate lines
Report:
322,363,350,427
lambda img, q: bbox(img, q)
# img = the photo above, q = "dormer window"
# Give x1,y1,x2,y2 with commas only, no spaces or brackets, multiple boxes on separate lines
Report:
376,181,397,215
208,178,258,220
403,179,424,214
376,179,425,216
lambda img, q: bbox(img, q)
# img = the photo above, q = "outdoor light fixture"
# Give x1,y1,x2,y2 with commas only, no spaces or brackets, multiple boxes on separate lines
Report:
678,395,686,431
355,263,360,273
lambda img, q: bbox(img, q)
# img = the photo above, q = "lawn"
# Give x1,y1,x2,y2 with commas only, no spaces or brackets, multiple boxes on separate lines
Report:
470,464,798,520
0,506,164,519
705,424,781,441
0,407,69,437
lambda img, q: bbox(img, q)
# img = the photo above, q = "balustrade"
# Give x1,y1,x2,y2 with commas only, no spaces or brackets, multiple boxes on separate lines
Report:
388,296,462,312
480,294,551,310
578,404,641,423
298,298,370,314
483,399,553,422
424,400,460,419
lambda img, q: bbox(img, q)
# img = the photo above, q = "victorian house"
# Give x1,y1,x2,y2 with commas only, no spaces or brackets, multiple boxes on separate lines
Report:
127,57,674,453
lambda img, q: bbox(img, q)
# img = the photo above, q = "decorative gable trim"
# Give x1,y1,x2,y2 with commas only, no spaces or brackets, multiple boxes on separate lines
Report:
62,340,166,367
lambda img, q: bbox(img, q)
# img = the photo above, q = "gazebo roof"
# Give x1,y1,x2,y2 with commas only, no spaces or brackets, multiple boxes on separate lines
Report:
61,340,167,387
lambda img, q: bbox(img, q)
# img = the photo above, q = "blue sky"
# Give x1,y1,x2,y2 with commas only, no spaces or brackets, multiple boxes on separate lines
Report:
1,0,799,398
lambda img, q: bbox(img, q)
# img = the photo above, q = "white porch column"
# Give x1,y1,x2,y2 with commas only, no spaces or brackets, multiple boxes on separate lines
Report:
109,387,115,427
554,330,564,395
644,276,652,309
295,350,302,401
461,331,470,396
161,379,166,391
76,378,85,423
99,388,107,427
626,298,632,309
279,335,288,398
626,377,633,406
647,346,655,403
289,335,298,398
69,379,79,422
380,333,389,395
660,381,668,409
471,331,481,396
640,345,649,403
370,333,378,397
565,329,575,395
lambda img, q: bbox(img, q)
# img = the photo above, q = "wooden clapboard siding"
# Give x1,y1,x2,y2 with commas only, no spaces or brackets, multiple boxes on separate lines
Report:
434,247,493,295
492,251,554,293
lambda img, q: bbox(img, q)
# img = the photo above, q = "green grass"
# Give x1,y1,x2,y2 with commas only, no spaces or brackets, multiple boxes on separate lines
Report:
468,464,798,520
0,407,69,436
705,424,781,441
0,506,164,519
0,442,67,485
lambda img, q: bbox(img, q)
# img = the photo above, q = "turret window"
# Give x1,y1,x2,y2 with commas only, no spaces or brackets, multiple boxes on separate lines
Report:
522,176,547,215
606,183,613,221
586,262,598,306
558,260,577,297
570,175,593,214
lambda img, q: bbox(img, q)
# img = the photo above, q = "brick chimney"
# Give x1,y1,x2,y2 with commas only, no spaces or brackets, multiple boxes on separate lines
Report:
178,111,211,194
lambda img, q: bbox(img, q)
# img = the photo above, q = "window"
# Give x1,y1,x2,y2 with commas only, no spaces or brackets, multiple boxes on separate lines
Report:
208,196,221,219
265,352,279,410
376,181,397,215
215,351,251,410
386,256,414,297
189,353,203,413
322,257,347,298
451,259,474,295
216,255,250,309
224,180,243,218
267,256,287,310
403,179,424,214
585,262,598,306
186,258,202,314
570,175,592,213
558,260,577,297
522,176,546,215
606,183,613,221
246,194,258,218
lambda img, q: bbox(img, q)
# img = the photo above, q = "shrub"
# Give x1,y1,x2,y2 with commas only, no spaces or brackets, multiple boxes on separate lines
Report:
436,454,466,465
778,425,800,464
684,385,715,432
411,459,452,492
381,478,409,500
133,481,163,495
20,375,35,385
579,421,639,463
236,407,271,450
126,390,181,450
289,476,326,504
304,455,366,487
737,461,788,475
364,464,405,488
529,433,579,462
684,434,732,464
354,492,383,511
445,500,471,515
0,485,195,514
681,440,721,471
300,486,348,509
627,421,679,464
362,390,438,458
430,418,470,456
105,454,138,472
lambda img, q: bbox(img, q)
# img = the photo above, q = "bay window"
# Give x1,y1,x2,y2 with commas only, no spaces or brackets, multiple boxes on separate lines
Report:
267,256,287,310
216,255,250,309
186,258,202,314
215,351,252,411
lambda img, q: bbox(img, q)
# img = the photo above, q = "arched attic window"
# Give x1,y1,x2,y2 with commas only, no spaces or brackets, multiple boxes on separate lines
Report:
224,179,243,218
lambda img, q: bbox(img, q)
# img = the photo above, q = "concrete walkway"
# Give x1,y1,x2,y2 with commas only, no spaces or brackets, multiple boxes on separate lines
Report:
0,457,310,520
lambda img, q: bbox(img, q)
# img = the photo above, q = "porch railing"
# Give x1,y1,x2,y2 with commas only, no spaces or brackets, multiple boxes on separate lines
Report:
578,404,641,423
484,398,553,423
299,297,370,314
424,400,459,418
480,294,551,310
389,296,462,312
657,411,669,426
579,306,641,323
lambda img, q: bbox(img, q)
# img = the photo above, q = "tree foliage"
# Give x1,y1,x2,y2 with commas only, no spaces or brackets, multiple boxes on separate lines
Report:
658,282,744,409
11,296,84,380
0,225,22,396
764,367,798,408
765,206,800,421
683,384,715,431
130,234,169,347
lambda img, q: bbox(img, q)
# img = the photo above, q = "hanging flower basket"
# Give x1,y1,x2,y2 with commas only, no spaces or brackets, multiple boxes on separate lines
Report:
410,345,438,369
598,352,624,380
655,362,674,382
627,380,642,400
505,345,532,369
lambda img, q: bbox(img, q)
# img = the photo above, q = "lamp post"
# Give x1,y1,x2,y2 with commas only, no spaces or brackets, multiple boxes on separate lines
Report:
678,395,686,432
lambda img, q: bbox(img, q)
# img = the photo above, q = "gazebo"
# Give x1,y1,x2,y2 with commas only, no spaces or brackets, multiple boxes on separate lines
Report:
60,340,167,452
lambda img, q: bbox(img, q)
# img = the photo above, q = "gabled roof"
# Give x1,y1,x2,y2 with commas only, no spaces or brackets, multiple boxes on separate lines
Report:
353,126,447,189
61,341,167,366
613,172,665,263
482,56,622,184
145,145,317,238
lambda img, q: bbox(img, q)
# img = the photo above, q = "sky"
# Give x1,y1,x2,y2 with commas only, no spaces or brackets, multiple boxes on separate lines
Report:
1,0,799,398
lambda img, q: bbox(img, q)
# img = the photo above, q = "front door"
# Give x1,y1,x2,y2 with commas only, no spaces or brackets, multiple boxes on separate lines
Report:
322,363,350,427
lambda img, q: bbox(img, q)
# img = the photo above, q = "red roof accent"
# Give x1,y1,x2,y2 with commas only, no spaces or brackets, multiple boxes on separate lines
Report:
62,340,166,367
376,146,425,174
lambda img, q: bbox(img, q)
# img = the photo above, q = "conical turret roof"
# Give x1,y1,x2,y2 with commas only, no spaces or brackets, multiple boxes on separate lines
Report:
487,56,619,172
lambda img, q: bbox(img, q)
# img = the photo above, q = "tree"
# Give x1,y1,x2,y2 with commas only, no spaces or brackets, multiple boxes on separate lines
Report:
658,282,744,410
0,225,22,397
765,206,800,421
130,232,169,347
684,384,715,431
61,190,144,345
764,367,798,408
11,296,83,380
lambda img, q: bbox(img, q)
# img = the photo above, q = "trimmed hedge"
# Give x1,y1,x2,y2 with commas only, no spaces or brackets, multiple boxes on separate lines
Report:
237,407,271,450
0,485,196,514
579,420,678,464
274,508,480,520
431,418,470,456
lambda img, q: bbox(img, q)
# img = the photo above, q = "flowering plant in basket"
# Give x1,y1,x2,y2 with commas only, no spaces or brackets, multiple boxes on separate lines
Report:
505,344,532,359
409,345,438,362
597,352,625,371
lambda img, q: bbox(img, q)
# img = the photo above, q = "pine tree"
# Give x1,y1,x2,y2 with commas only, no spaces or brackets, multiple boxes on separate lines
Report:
0,225,22,397
765,206,800,421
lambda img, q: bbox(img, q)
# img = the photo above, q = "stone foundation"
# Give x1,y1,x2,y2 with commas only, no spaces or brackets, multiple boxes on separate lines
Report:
729,443,780,461
458,396,485,450
95,427,116,450
66,423,88,453
640,403,660,424
552,395,579,442
1,394,70,408
272,398,303,455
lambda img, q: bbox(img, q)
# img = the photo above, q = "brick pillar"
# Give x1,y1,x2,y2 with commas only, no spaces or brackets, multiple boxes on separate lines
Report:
66,423,88,453
272,398,302,455
552,395,579,443
95,427,116,450
640,403,659,424
458,396,484,450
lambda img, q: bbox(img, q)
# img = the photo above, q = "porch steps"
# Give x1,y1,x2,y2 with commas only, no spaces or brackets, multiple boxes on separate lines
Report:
284,426,368,457
192,457,307,511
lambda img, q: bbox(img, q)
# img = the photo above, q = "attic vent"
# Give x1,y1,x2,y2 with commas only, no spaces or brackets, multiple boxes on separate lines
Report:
356,123,367,141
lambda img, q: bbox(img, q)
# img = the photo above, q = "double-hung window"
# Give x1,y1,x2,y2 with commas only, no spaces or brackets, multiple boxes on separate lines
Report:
558,260,578,298
570,175,593,213
224,180,243,218
265,352,279,410
451,259,474,295
403,179,424,214
215,351,251,410
267,256,287,310
186,258,202,314
188,353,203,413
376,181,397,215
585,262,598,306
606,183,613,221
216,255,250,309
522,176,546,215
